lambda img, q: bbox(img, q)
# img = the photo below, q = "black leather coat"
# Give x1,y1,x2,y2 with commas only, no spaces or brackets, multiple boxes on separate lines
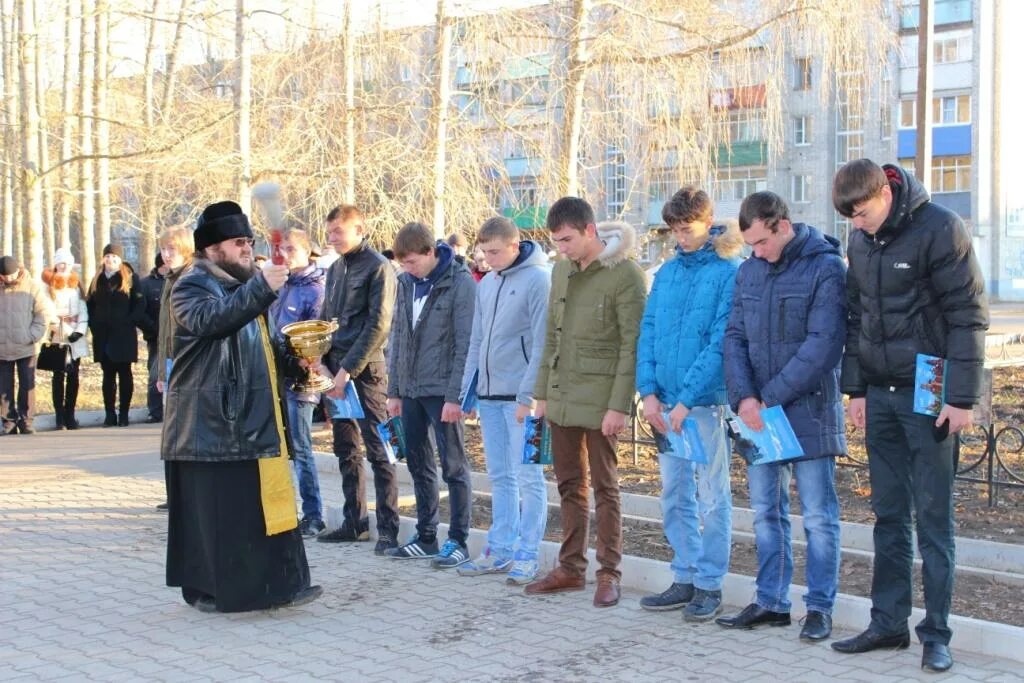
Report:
161,259,289,462
842,165,989,406
321,239,396,376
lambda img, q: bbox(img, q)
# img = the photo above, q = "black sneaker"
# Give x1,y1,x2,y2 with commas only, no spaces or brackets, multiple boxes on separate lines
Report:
299,517,326,539
145,415,162,424
640,582,695,611
156,502,169,510
317,524,370,543
431,539,470,569
374,536,398,555
386,535,439,559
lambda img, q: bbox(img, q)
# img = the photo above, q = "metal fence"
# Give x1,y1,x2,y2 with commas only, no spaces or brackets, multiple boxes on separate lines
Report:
623,336,1024,507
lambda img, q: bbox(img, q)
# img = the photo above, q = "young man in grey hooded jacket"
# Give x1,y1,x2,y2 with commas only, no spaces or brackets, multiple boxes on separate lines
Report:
458,216,551,584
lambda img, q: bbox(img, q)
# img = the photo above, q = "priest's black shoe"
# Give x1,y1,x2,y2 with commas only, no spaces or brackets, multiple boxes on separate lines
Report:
799,610,832,641
921,642,953,672
831,628,910,653
715,603,791,629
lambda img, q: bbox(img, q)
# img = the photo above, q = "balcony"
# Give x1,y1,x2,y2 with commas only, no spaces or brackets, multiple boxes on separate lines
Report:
716,141,768,167
502,205,548,229
897,124,971,157
900,0,972,29
504,157,543,178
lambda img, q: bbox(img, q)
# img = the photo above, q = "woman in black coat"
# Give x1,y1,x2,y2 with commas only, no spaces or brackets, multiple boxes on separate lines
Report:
87,244,146,426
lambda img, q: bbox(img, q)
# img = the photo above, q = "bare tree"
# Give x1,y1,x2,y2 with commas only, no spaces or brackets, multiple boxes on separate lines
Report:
17,0,43,276
56,0,77,250
236,0,252,213
0,0,16,257
78,0,96,278
93,0,111,252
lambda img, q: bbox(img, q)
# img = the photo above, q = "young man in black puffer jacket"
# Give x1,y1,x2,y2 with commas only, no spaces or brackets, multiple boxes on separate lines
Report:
830,159,989,674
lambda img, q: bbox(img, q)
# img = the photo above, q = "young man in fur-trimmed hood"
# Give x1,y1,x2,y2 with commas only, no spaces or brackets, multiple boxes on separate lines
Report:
524,197,647,608
635,187,742,622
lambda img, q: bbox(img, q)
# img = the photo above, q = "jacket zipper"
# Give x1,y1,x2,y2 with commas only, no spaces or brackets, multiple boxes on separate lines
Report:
870,236,890,378
483,275,507,394
520,336,529,363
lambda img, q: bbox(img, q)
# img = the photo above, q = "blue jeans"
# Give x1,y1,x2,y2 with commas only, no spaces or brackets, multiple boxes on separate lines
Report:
747,456,840,614
477,400,548,559
287,398,322,522
655,405,732,591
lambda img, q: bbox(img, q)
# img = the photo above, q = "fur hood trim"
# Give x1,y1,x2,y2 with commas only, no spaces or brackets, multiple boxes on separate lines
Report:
42,267,80,290
596,220,637,267
711,219,744,260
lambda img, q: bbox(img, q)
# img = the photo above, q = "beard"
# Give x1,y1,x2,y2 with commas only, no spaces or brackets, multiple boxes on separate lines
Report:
210,250,256,282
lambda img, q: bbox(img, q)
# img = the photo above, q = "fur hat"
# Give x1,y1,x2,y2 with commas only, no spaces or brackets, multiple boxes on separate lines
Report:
194,201,253,252
52,247,75,268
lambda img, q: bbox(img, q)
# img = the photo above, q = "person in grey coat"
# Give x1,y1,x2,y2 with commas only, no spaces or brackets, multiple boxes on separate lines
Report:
457,217,551,584
385,222,476,567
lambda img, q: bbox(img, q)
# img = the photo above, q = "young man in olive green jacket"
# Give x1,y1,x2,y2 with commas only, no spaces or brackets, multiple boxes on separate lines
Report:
524,196,647,608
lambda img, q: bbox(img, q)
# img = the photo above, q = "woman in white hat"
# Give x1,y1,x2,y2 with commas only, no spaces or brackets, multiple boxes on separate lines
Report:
41,247,89,429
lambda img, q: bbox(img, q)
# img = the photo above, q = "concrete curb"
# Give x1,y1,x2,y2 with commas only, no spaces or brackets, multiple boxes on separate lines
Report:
312,448,1024,662
312,450,1024,578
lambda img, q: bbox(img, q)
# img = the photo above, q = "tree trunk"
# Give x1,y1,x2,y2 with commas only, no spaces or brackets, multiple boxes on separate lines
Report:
138,0,161,273
78,0,96,278
56,0,75,250
235,0,251,214
430,0,452,237
32,0,53,263
559,0,590,198
17,0,43,277
94,0,111,253
0,0,16,257
343,0,355,204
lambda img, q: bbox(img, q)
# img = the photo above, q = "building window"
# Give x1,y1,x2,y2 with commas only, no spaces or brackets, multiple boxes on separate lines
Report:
794,116,811,146
506,180,538,208
934,35,971,64
792,175,811,203
897,94,971,127
648,168,677,203
793,57,812,91
899,99,916,128
932,155,971,192
835,77,863,168
932,94,970,124
505,134,527,160
723,109,766,143
714,166,767,202
898,155,972,192
605,147,627,217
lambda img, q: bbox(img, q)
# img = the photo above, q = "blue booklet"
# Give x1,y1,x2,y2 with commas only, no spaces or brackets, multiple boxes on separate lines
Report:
728,405,804,465
375,416,406,464
913,353,946,416
522,416,553,465
165,358,173,383
325,380,365,419
461,370,479,413
661,413,708,464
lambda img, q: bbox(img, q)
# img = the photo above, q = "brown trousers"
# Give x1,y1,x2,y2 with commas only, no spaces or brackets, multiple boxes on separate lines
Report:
549,422,622,581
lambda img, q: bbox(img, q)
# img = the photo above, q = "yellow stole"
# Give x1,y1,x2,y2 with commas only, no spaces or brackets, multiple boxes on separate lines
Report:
255,315,298,536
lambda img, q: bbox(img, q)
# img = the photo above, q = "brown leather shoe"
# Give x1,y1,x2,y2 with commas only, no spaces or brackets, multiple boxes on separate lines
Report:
524,567,585,595
593,576,620,608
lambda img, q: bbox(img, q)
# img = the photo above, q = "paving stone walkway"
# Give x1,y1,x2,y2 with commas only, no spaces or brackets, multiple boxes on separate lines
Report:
0,425,1019,682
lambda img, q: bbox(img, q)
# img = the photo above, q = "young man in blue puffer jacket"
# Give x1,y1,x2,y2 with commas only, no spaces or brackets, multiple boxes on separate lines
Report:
636,186,743,621
720,191,846,643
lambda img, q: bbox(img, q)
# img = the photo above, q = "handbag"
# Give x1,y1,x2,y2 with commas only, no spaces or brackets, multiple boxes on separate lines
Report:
37,321,72,372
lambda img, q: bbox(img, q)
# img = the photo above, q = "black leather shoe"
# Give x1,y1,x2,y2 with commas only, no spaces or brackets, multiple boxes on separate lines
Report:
831,628,911,653
799,610,832,641
716,603,791,629
144,415,162,424
922,643,953,672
